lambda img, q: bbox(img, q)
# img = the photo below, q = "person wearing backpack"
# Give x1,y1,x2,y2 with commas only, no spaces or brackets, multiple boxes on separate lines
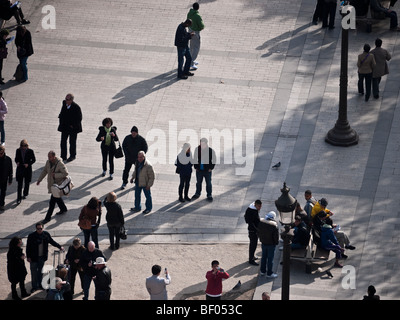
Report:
244,200,262,266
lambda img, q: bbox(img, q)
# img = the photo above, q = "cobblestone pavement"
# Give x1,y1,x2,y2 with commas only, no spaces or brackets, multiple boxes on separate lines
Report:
0,0,399,301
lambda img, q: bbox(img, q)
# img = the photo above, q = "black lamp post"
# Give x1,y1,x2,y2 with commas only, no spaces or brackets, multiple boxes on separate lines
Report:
275,182,297,300
325,3,359,146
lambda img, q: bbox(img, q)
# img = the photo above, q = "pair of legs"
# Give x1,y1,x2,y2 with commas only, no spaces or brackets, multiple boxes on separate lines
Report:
194,170,212,199
358,72,372,101
30,256,46,291
108,225,121,249
69,267,84,295
101,145,115,176
122,161,134,185
189,30,201,66
11,280,29,300
178,174,191,200
60,131,77,161
134,184,152,212
17,176,30,201
322,2,337,29
248,231,258,264
372,76,381,98
44,195,67,222
82,227,99,249
18,56,29,82
261,244,276,276
177,46,192,78
0,120,5,144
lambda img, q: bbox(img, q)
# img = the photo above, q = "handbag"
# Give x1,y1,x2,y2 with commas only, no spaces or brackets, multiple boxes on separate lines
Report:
0,48,8,59
51,175,74,198
114,142,123,158
119,226,127,240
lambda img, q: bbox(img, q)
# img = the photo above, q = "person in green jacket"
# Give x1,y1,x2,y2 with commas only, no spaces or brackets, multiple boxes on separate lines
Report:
187,2,204,70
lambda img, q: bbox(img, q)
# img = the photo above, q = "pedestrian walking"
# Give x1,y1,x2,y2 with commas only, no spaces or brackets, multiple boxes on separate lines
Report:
174,19,194,79
187,2,205,70
130,151,155,214
121,125,148,190
15,25,33,82
78,197,102,249
57,93,82,162
257,211,279,278
104,191,124,250
36,150,69,223
15,139,35,204
79,241,105,300
205,260,229,300
146,265,171,300
26,222,64,293
65,237,85,296
175,142,193,202
370,38,391,99
357,43,376,102
7,236,30,300
244,200,262,266
0,144,12,211
191,138,216,201
93,257,112,300
0,91,7,145
96,117,118,180
0,29,11,85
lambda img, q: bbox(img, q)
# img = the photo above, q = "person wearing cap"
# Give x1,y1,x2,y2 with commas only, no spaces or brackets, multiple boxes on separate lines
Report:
257,211,279,278
93,257,112,300
310,197,333,219
121,126,148,190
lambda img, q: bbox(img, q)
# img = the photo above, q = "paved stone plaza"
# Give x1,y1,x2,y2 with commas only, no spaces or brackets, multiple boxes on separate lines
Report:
0,0,399,300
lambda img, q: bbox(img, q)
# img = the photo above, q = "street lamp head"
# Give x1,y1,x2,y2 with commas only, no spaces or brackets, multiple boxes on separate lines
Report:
275,182,297,226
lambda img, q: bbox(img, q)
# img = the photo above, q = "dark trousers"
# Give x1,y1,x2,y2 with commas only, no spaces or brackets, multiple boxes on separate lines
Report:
45,195,67,221
122,161,133,184
101,145,115,174
69,267,84,295
312,0,325,22
0,182,7,207
108,225,121,249
17,176,30,201
358,72,372,100
178,174,191,198
248,231,258,262
82,227,99,249
385,10,398,29
60,131,77,160
177,46,192,77
322,2,337,28
372,77,381,98
0,58,3,80
195,170,212,197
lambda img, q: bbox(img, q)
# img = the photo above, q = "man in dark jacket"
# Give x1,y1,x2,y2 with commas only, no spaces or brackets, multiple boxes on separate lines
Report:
26,222,64,292
291,215,310,250
121,126,148,189
93,257,112,300
174,19,194,79
257,211,279,277
0,145,12,210
79,241,105,300
244,200,262,266
57,93,82,162
191,138,216,201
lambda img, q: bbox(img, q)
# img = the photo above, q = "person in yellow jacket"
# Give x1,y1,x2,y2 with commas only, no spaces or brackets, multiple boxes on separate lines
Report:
311,198,334,219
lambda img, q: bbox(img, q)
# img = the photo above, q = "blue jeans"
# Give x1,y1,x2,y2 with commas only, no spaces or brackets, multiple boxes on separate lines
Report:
177,46,192,77
195,170,212,197
0,121,4,144
261,244,276,275
30,256,46,290
82,274,93,300
134,183,152,211
19,56,28,81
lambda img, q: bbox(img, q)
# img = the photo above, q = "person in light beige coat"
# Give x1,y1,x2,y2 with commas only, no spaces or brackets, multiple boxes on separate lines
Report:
357,43,376,102
370,38,391,99
130,151,155,214
37,150,69,222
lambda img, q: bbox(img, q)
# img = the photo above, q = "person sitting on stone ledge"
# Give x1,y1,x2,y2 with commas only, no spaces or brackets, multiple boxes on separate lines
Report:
0,0,30,25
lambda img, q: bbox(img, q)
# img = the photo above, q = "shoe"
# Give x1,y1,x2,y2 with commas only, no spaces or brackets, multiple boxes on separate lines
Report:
190,64,198,70
56,210,67,215
207,196,213,202
334,261,343,268
249,260,259,266
102,171,106,177
66,156,76,162
22,195,27,199
191,194,200,200
121,183,127,190
193,61,199,65
179,197,185,202
142,209,151,214
345,245,356,250
178,75,188,80
130,208,141,213
312,20,318,25
341,253,348,259
0,205,5,211
184,196,191,202
109,175,113,180
267,273,278,278
184,72,194,76
17,199,21,205
260,272,266,276
21,19,30,25
21,291,31,298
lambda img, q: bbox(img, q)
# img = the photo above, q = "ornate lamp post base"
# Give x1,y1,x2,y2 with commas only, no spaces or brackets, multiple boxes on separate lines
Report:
325,121,359,146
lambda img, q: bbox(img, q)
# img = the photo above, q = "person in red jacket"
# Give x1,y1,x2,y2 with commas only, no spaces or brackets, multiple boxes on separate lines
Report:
205,260,229,300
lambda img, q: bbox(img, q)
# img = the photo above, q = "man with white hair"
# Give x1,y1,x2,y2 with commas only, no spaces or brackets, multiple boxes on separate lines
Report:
257,211,279,278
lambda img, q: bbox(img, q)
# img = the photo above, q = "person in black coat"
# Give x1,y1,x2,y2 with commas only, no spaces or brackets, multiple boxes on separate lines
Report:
96,117,118,180
291,215,310,250
175,143,193,202
65,237,85,295
15,139,36,204
26,222,64,292
57,93,82,162
244,200,262,266
7,236,30,300
104,192,124,250
0,145,12,210
0,29,11,85
174,19,194,79
15,25,33,82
